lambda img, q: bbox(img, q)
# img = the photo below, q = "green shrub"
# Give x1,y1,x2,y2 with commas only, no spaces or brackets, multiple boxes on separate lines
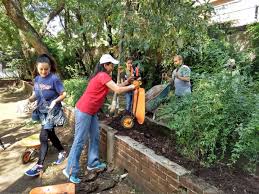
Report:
156,71,259,172
64,78,88,107
231,107,259,172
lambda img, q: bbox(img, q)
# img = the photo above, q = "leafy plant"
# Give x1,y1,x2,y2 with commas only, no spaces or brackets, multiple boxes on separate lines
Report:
156,71,259,172
63,78,88,107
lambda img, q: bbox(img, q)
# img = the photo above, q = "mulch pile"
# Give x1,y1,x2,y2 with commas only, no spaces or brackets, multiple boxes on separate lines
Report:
107,114,259,194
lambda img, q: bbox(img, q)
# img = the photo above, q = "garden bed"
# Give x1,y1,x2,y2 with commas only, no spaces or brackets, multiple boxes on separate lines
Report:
108,114,259,194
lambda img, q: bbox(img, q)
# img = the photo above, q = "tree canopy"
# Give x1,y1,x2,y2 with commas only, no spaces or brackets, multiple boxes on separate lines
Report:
0,0,213,80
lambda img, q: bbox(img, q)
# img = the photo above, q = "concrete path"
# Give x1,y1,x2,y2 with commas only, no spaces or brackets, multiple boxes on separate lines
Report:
0,81,137,194
0,84,41,193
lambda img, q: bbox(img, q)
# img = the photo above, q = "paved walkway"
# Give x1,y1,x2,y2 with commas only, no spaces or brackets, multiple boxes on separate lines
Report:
0,84,42,193
0,81,137,194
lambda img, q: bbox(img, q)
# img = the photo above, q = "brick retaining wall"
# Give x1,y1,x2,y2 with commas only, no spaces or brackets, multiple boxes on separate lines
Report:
64,106,223,194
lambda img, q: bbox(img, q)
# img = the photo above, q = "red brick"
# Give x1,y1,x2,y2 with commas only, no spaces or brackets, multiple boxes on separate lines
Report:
180,175,194,191
140,165,149,172
166,175,180,188
115,158,123,168
119,140,129,148
160,165,179,180
139,156,150,168
155,167,167,180
180,175,206,194
125,152,135,163
150,177,159,188
150,170,160,181
140,167,151,182
119,151,129,160
159,177,168,186
126,147,137,159
149,161,159,170
157,177,171,193
187,190,197,194
126,163,137,173
117,143,126,151
142,178,157,193
168,184,179,193
136,170,150,183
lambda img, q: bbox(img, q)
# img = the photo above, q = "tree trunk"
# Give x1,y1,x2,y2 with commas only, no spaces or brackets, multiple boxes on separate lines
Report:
19,30,34,78
2,0,55,62
75,6,93,75
110,0,131,114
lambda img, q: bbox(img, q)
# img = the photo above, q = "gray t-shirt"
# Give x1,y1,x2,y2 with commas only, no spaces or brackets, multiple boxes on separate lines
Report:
172,65,191,96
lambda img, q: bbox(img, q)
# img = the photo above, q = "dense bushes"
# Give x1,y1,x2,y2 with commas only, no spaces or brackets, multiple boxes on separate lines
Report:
156,71,259,172
63,78,88,107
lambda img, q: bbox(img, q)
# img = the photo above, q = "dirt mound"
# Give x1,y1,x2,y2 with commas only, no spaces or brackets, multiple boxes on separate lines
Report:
108,114,259,194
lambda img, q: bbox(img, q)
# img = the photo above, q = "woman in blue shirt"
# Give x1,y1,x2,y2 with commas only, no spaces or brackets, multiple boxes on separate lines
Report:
24,54,67,177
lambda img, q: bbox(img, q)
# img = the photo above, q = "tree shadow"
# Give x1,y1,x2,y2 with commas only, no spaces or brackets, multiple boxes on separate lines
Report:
0,148,70,194
0,119,40,150
0,92,29,103
0,81,32,103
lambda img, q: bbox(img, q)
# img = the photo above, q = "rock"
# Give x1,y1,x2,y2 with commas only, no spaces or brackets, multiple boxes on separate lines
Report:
144,133,151,138
95,177,116,192
80,171,98,182
162,147,166,154
76,182,98,193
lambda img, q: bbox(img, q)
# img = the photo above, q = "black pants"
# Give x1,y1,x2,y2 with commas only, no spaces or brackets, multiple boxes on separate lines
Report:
37,128,64,165
0,138,4,149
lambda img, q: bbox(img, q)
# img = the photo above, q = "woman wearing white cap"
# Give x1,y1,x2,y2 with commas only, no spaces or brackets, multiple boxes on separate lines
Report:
63,54,138,183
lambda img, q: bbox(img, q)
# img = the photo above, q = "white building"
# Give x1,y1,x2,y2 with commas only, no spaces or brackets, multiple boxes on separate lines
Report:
210,0,259,26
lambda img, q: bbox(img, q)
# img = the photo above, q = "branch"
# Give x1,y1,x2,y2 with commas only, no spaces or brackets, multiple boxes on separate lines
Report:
2,0,54,58
40,0,65,36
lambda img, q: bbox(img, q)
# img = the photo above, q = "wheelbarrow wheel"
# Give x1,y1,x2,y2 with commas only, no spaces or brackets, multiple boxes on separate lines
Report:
121,115,134,129
22,149,33,164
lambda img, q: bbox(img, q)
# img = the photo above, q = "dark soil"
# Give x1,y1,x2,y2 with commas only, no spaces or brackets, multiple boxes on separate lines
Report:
107,114,259,194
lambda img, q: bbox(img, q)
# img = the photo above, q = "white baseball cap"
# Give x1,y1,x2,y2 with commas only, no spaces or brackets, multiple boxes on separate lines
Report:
99,54,119,65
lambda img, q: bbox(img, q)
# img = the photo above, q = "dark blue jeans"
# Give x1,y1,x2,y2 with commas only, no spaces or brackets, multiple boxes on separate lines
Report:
125,91,133,112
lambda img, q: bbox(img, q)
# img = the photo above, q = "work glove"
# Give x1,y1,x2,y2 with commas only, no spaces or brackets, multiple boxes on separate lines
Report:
49,100,57,111
132,80,140,89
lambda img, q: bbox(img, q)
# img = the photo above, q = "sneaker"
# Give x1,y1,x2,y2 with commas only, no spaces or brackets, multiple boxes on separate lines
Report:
54,151,66,165
25,164,43,177
87,162,107,171
62,169,81,184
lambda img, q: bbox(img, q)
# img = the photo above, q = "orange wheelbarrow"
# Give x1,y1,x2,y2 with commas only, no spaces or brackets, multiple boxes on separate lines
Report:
30,183,75,194
19,134,40,164
121,80,145,129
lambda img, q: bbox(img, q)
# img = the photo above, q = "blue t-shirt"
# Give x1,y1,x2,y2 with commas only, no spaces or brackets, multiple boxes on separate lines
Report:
34,73,64,107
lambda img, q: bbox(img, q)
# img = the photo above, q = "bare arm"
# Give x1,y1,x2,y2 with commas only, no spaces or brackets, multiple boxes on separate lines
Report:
106,80,135,94
118,80,130,87
48,91,67,109
117,76,135,87
52,91,67,103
